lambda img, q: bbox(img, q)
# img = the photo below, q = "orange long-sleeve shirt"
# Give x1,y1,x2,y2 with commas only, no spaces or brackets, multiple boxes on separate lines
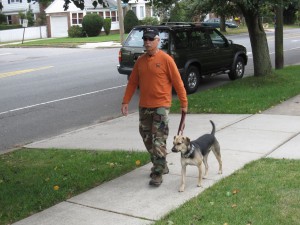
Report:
122,50,188,108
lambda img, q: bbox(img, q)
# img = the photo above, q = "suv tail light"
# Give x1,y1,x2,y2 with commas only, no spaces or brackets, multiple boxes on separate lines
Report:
118,50,122,63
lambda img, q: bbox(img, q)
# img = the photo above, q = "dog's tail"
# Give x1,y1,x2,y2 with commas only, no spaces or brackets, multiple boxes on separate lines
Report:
210,120,215,135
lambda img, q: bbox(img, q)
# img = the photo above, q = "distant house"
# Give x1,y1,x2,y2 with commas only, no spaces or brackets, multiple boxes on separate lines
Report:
45,0,151,38
0,0,40,24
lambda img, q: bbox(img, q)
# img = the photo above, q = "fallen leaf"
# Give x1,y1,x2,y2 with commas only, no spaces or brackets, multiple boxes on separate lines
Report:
135,160,141,166
232,189,240,194
53,185,60,191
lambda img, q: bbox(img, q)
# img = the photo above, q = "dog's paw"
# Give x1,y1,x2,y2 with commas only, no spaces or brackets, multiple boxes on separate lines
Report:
197,184,203,188
218,170,223,174
179,185,185,192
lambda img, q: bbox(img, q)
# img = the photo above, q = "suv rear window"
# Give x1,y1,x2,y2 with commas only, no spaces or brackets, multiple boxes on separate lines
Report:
124,29,169,50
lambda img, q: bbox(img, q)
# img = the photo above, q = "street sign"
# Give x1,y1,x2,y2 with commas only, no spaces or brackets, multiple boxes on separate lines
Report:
22,19,28,28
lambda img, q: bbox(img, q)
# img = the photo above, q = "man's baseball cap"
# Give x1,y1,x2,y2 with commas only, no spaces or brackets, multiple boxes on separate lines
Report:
142,27,159,39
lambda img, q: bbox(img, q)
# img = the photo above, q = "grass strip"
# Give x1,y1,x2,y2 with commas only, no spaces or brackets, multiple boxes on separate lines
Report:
2,34,124,48
171,65,300,114
0,148,149,225
155,158,300,225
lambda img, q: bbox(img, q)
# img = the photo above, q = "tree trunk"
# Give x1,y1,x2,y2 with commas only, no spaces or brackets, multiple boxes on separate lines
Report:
220,15,226,32
239,5,272,76
275,0,284,69
117,0,125,44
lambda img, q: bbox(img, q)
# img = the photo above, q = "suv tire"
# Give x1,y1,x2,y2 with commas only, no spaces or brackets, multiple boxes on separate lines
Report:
184,66,200,94
228,56,245,80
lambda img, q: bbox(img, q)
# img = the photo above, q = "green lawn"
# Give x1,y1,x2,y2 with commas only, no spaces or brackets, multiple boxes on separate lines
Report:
171,65,300,114
0,149,150,225
155,159,300,225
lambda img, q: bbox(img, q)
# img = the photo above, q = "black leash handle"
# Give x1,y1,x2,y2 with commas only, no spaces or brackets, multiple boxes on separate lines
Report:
177,111,186,135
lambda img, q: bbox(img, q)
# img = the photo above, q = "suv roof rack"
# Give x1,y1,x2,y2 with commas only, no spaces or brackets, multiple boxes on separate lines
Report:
160,22,202,27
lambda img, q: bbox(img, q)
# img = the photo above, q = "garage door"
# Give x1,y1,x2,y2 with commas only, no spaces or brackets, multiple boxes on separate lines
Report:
51,16,68,38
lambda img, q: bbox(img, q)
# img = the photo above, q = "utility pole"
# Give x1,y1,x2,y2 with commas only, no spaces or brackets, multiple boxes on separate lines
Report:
275,0,284,69
117,0,125,44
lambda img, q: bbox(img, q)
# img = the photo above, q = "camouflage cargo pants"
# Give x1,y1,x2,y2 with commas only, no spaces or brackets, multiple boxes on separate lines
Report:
139,107,169,175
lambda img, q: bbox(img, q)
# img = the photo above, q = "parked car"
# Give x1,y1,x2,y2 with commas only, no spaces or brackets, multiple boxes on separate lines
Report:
117,22,247,94
202,18,239,28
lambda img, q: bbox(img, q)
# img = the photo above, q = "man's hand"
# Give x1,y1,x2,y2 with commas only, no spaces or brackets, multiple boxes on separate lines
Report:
121,103,129,116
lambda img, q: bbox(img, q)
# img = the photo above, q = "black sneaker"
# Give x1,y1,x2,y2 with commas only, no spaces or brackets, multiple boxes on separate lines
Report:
149,173,162,186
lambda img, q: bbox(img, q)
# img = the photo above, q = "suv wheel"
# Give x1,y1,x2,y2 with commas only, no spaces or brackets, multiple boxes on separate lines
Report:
184,66,200,94
228,56,245,80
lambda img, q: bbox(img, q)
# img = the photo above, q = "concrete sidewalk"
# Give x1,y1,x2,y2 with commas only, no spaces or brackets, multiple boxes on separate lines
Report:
14,95,300,225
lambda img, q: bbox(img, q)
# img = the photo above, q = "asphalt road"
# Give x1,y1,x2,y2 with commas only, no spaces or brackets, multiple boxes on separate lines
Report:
0,29,299,152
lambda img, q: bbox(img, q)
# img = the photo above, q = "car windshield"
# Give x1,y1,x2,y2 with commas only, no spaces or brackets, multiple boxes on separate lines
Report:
124,29,169,50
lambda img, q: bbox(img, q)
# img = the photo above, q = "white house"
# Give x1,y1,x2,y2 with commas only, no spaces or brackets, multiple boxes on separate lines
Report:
45,0,151,38
0,0,40,24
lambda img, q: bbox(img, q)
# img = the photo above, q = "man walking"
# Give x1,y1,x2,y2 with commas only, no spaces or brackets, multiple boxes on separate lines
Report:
121,27,188,187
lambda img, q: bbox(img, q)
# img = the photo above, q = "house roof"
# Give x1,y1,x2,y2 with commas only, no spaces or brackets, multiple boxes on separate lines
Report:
45,0,118,13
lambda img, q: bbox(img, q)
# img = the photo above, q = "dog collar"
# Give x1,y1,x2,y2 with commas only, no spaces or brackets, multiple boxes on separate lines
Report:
183,143,195,158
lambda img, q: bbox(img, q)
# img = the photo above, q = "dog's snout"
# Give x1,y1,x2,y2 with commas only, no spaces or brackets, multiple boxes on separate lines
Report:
171,146,178,152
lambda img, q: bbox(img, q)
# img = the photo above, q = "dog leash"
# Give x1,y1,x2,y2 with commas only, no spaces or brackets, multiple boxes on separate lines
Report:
177,111,186,135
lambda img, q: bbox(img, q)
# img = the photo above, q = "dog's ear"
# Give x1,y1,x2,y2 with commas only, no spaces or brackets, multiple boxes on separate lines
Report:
185,137,191,144
183,136,190,145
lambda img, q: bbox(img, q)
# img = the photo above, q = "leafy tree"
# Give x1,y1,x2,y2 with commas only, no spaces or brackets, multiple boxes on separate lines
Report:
190,0,284,77
169,2,189,22
140,16,160,25
124,9,139,33
189,0,240,32
152,0,178,21
26,5,35,26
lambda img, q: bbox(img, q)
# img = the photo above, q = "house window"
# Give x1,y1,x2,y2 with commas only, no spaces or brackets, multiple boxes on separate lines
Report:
7,15,12,24
111,11,117,22
103,11,118,22
72,13,83,25
139,6,144,18
99,12,104,17
10,0,21,3
105,11,110,19
131,6,136,15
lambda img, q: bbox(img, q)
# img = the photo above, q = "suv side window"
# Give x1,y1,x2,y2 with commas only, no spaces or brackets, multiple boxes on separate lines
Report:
159,31,169,50
124,29,169,50
173,31,188,49
207,30,227,47
124,29,144,47
190,30,211,49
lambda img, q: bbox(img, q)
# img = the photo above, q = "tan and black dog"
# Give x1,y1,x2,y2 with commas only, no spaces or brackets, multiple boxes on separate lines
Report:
171,120,222,192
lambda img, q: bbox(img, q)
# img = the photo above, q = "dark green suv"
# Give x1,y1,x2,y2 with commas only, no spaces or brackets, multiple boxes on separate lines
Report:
117,23,248,94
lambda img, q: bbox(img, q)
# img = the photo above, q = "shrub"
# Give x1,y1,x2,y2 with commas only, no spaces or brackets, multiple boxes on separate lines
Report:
0,13,6,24
103,18,111,35
0,24,22,30
82,14,104,37
124,10,139,33
140,16,159,25
68,25,85,37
